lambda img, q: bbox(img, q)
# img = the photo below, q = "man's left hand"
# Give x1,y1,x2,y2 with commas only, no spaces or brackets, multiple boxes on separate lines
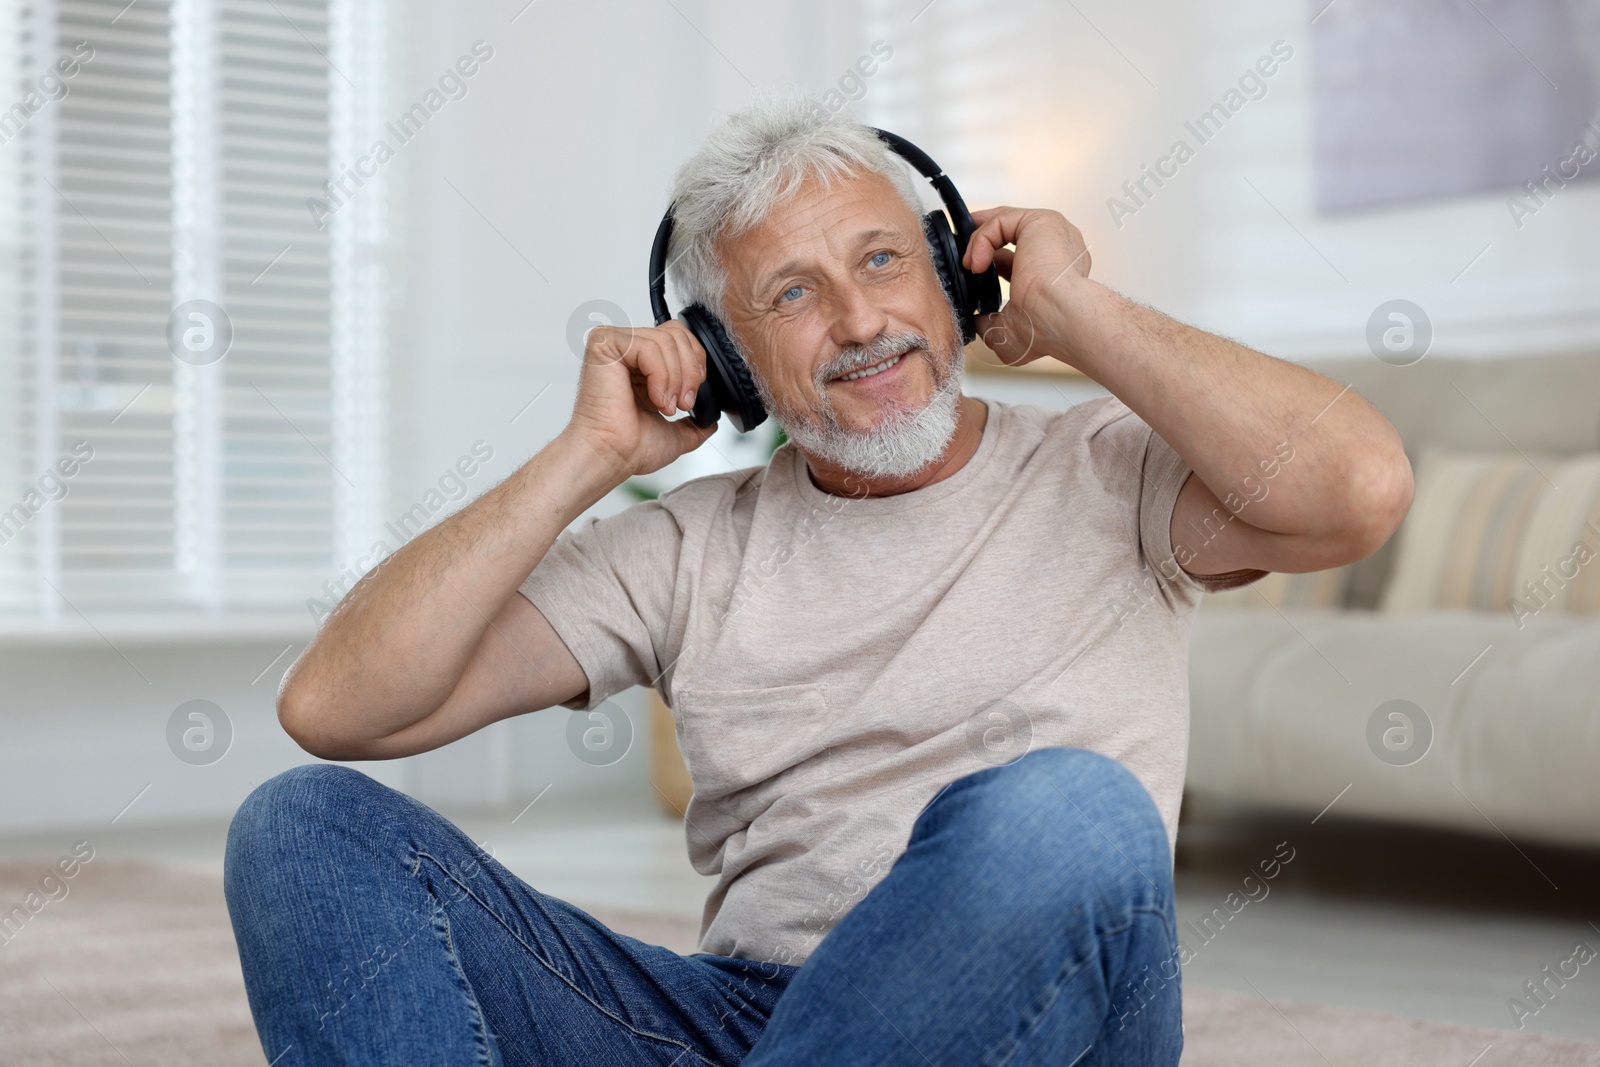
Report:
961,208,1413,586
962,206,1091,368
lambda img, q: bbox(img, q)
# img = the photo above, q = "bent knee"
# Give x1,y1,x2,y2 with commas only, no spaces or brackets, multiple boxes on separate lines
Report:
970,746,1155,812
1016,746,1155,810
225,764,394,880
952,747,1171,880
234,762,387,824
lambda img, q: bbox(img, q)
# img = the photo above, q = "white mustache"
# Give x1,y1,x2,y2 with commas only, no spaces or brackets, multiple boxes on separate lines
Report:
823,332,928,381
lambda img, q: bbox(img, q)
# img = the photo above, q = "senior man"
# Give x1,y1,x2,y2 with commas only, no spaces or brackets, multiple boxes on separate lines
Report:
225,96,1412,1066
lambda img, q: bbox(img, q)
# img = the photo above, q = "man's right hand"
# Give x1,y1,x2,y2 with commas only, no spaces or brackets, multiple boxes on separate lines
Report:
565,321,717,479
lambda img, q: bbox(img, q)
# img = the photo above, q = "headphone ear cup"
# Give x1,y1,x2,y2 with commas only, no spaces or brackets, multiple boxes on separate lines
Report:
680,304,767,434
922,212,976,344
964,244,1002,321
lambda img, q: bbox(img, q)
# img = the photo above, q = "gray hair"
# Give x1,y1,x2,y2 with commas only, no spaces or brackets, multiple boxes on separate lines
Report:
664,92,929,325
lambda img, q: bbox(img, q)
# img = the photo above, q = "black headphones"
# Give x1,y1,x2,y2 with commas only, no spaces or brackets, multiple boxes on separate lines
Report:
647,128,1001,433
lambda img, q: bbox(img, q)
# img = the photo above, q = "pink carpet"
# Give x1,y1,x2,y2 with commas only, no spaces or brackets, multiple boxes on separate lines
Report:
0,861,1594,1065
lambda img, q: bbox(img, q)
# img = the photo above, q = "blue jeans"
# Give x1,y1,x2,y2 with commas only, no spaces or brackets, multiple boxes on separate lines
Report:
224,746,1183,1066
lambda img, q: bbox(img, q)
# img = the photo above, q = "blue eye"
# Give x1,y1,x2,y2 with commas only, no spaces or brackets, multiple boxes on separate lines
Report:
780,285,803,303
869,251,892,267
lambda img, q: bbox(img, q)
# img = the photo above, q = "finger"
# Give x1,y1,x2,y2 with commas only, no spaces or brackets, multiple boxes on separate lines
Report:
677,324,707,407
673,411,715,449
962,207,1029,272
629,335,676,415
662,323,702,413
964,211,1018,278
630,372,662,419
977,309,1039,365
976,313,1013,364
976,312,1012,359
657,331,685,416
651,331,690,416
583,324,633,369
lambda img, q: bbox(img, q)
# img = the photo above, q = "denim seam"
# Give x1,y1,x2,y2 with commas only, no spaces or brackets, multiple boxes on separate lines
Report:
984,904,1172,1067
424,888,499,1067
414,848,729,1067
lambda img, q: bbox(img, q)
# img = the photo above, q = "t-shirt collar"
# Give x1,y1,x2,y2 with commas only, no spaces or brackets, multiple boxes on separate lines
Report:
782,396,1002,517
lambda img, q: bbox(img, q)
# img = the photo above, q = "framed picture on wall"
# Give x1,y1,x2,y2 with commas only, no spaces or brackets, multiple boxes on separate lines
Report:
1312,0,1600,213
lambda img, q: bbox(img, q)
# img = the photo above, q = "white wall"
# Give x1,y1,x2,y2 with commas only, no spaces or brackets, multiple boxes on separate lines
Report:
0,628,651,833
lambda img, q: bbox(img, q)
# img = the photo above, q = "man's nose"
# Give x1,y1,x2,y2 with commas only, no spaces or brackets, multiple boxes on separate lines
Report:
826,279,889,350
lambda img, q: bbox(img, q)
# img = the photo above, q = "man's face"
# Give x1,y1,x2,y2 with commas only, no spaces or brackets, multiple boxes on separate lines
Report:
716,168,966,474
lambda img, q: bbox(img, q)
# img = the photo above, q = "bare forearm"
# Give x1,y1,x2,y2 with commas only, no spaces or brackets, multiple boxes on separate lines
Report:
279,431,621,743
961,205,1410,558
1048,278,1408,540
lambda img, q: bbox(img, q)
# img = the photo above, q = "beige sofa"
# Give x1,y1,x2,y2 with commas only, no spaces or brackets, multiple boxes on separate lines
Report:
1187,351,1600,849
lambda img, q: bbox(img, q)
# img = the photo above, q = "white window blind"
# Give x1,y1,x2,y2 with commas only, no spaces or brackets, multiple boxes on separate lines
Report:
0,0,386,617
857,0,1030,210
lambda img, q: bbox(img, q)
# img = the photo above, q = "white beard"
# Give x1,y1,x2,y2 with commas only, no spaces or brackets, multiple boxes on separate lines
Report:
742,300,968,481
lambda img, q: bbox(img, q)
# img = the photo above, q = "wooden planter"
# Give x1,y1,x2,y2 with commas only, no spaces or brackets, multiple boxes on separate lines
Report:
648,687,694,817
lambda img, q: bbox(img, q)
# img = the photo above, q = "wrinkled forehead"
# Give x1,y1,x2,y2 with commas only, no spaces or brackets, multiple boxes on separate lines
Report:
716,168,925,300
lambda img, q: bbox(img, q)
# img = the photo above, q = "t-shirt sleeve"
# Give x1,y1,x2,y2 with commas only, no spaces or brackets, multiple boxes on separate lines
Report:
517,499,682,712
1091,398,1268,599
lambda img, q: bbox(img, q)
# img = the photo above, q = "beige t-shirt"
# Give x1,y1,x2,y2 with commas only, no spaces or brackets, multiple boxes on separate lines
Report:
518,394,1262,965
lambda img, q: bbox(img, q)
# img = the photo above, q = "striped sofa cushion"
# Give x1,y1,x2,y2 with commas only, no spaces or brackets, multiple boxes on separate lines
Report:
1511,454,1600,615
1380,449,1600,616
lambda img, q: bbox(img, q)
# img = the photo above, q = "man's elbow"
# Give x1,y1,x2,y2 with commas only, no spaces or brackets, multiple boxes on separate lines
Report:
1344,448,1415,562
277,685,320,755
277,678,352,761
278,678,415,762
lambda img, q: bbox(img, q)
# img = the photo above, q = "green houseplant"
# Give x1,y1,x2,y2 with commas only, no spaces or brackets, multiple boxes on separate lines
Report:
620,424,788,502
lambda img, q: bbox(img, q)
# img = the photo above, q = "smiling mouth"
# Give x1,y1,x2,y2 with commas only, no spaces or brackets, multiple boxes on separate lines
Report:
831,351,911,383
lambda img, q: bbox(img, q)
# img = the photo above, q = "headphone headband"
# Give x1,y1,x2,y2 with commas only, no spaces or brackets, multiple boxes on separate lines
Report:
648,128,983,325
869,129,973,243
648,209,676,327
